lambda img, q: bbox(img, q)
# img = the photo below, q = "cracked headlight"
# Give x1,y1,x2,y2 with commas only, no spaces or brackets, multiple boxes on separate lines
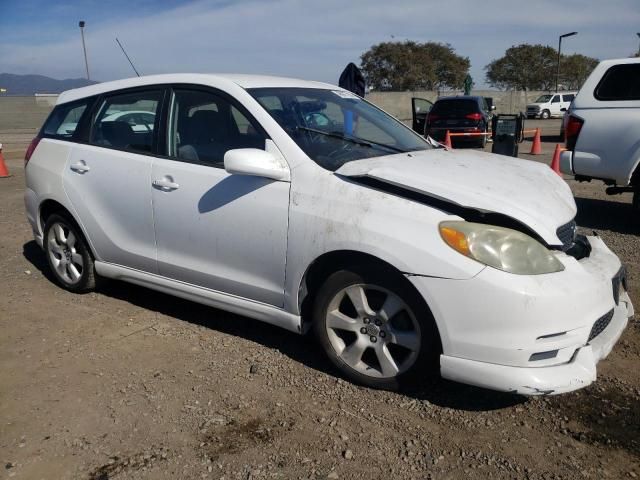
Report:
439,221,565,275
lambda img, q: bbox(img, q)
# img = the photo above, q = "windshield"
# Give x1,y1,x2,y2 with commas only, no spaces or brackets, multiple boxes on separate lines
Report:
534,95,553,103
248,87,431,171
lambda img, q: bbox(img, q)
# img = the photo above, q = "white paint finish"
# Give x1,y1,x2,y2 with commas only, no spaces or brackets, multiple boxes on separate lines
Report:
409,235,632,369
94,262,301,333
335,149,576,246
568,57,640,185
224,148,290,181
63,143,157,271
151,157,290,307
440,296,630,395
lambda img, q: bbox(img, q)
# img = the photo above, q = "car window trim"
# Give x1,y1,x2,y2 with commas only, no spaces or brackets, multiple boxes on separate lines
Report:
156,83,271,170
86,85,169,157
40,96,98,142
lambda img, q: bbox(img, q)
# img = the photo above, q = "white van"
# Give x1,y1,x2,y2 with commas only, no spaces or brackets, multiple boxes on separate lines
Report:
526,92,577,119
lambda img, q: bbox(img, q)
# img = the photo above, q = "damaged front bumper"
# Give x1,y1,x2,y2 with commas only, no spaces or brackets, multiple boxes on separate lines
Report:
440,291,631,395
408,235,634,395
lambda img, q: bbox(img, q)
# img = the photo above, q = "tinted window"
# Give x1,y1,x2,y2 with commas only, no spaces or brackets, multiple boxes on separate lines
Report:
168,89,266,167
551,95,561,103
431,99,480,115
43,100,89,139
595,64,640,101
90,90,162,153
562,94,575,103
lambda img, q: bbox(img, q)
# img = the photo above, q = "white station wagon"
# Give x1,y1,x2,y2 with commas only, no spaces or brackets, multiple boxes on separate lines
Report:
24,74,633,395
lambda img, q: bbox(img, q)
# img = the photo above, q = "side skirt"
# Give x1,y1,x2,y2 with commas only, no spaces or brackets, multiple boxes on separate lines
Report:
95,262,303,334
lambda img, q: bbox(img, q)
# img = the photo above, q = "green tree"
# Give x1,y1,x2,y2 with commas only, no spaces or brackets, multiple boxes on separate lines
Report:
560,54,599,90
486,44,599,91
485,44,557,91
360,41,470,91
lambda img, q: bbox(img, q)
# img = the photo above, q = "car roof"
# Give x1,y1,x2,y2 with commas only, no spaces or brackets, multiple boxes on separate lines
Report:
435,96,482,102
56,73,338,105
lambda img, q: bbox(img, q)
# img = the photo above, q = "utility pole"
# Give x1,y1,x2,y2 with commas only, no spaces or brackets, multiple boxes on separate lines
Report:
556,31,577,92
79,21,90,80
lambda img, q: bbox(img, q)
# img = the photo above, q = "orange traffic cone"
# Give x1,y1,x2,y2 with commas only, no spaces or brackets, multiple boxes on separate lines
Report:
443,130,453,149
0,143,10,178
529,128,542,155
550,144,564,176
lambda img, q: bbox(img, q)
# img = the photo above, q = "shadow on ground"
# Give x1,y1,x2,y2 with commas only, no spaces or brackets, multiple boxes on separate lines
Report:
575,196,640,235
23,240,525,412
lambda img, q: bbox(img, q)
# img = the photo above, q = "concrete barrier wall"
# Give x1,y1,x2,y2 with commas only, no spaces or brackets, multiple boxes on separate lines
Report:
0,96,55,131
0,89,546,133
365,90,547,122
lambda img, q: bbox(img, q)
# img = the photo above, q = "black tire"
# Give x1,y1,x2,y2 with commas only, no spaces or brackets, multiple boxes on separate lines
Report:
541,110,550,120
312,266,440,390
43,213,96,293
478,125,488,148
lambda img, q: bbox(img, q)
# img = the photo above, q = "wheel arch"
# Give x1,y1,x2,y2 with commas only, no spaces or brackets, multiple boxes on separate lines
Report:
38,198,97,259
298,250,440,344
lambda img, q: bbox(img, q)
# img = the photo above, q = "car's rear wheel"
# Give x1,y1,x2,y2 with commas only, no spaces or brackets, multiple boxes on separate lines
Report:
44,213,96,293
313,267,440,390
541,110,550,119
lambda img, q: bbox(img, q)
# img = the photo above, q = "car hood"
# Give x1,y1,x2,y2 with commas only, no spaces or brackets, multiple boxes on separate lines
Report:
335,148,577,246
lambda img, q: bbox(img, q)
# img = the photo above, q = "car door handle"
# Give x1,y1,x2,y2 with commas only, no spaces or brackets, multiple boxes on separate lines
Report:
152,177,180,191
70,161,90,174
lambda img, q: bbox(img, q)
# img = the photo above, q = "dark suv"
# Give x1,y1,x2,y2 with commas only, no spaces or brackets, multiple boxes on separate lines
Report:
425,96,492,148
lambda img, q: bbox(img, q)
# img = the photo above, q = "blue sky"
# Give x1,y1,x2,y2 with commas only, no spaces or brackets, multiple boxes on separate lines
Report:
1,0,639,88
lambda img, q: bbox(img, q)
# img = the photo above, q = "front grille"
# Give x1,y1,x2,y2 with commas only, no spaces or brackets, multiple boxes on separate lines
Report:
556,220,577,250
588,309,614,343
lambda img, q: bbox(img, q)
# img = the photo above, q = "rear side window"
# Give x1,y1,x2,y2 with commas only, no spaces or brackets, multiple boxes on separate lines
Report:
431,99,479,115
551,95,561,103
43,100,89,139
562,94,575,103
595,64,640,101
90,90,162,153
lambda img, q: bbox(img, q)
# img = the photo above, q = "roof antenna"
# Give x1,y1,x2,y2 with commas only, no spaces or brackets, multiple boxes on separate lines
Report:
115,37,141,77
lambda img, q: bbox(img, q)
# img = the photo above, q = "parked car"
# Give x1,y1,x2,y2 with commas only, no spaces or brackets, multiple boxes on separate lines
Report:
424,96,493,148
24,74,632,395
526,92,576,119
560,58,640,208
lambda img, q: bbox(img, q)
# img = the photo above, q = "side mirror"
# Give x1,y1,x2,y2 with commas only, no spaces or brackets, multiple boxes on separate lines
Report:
560,107,567,112
224,148,290,182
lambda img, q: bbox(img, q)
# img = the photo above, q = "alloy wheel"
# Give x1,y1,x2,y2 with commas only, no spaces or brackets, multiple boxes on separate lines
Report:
47,222,84,284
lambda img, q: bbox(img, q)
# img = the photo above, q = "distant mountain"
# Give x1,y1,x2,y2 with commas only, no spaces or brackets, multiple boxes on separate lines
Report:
0,73,97,95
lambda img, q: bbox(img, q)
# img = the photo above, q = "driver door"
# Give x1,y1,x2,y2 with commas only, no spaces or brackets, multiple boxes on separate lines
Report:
411,97,433,135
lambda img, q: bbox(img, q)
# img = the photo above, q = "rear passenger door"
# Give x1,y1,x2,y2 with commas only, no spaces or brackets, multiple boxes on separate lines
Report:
63,88,164,273
550,95,562,116
151,87,290,307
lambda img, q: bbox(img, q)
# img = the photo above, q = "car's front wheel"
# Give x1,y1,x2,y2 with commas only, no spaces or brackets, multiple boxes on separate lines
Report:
541,110,550,119
44,213,96,293
313,267,440,390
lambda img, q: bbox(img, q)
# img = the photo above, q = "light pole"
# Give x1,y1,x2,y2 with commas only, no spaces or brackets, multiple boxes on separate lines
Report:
556,31,577,92
79,21,90,81
637,32,640,56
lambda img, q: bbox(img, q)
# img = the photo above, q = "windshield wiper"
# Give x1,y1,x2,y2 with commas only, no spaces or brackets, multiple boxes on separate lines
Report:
296,126,406,153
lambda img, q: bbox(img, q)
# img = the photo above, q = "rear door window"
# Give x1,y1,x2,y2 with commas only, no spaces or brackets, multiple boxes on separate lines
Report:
551,95,561,103
43,100,90,139
562,94,575,103
594,64,640,101
90,90,162,153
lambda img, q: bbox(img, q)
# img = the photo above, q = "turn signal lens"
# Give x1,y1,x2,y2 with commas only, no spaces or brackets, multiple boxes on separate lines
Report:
440,226,470,257
439,221,565,275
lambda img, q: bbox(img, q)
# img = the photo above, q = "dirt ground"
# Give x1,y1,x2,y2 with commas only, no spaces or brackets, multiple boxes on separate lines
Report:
1,119,639,480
